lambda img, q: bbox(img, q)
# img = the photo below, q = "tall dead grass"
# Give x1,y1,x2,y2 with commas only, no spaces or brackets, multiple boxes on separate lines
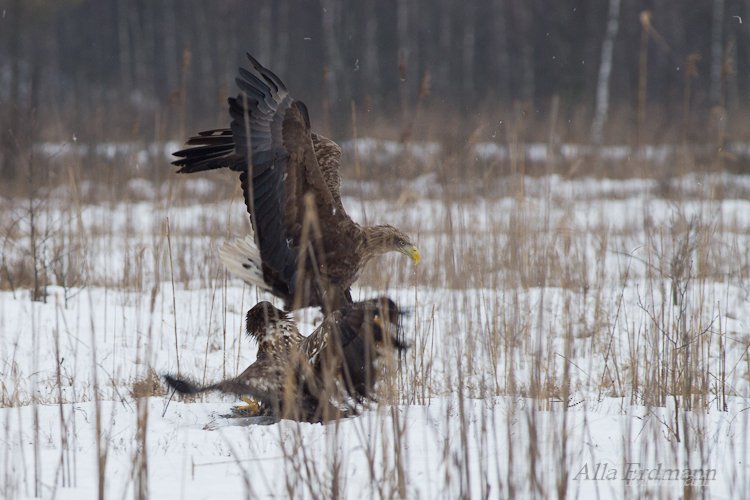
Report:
0,94,748,498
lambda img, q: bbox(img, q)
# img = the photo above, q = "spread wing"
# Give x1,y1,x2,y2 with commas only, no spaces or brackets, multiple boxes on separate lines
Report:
299,298,406,400
172,54,357,309
230,55,345,305
339,297,405,400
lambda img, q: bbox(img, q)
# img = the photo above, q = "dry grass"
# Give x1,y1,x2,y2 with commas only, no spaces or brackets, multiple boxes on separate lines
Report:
1,112,749,498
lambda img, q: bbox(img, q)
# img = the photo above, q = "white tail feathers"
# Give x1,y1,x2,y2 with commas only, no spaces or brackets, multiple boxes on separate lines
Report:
219,236,271,292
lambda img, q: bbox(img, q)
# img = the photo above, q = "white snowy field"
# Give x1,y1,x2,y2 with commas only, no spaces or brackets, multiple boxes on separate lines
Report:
2,171,750,499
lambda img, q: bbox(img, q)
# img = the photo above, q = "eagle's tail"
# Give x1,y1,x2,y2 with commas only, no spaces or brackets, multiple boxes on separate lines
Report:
172,129,238,173
164,374,247,396
164,374,208,395
219,235,271,292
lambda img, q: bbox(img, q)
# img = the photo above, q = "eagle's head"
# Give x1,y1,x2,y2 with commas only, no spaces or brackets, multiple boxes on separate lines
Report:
245,301,292,343
362,225,421,264
244,302,304,363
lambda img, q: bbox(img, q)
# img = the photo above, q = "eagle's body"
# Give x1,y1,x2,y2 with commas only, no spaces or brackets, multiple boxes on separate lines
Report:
172,54,420,311
164,298,405,422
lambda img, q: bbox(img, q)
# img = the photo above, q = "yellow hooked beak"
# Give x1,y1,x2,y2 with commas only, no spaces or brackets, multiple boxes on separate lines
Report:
402,245,421,265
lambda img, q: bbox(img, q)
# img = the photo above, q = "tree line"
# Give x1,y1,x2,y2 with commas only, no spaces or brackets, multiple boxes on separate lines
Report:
1,0,748,177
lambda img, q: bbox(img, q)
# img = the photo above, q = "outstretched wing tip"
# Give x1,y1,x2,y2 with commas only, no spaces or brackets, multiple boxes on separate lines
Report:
242,52,287,93
245,52,260,66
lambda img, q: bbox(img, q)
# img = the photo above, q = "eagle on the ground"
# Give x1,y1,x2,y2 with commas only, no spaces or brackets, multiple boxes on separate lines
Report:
164,297,406,422
172,54,421,311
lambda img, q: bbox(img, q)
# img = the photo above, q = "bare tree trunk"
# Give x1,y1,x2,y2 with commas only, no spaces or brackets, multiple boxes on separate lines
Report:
397,0,411,126
116,0,133,92
438,0,452,96
709,0,725,105
158,0,178,100
275,1,290,76
194,2,218,116
492,0,511,100
461,0,476,103
363,0,380,105
516,0,535,102
591,0,621,146
136,2,156,101
1,0,23,180
725,36,738,110
258,0,272,62
637,11,650,150
320,0,345,133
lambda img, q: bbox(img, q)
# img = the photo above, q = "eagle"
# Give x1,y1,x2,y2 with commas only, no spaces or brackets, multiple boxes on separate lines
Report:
172,54,421,311
164,297,406,422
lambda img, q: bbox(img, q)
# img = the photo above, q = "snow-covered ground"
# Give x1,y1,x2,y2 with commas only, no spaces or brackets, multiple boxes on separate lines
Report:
2,172,749,499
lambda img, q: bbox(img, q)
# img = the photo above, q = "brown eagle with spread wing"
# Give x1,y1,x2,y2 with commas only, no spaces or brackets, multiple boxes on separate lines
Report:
172,54,420,311
164,297,405,422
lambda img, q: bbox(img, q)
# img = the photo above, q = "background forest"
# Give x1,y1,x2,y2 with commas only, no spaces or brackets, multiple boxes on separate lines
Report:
2,0,749,181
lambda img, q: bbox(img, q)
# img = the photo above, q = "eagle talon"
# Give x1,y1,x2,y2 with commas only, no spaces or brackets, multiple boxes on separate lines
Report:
234,396,262,416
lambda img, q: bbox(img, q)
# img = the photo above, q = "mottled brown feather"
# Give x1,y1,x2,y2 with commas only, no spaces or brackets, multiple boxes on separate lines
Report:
311,133,344,213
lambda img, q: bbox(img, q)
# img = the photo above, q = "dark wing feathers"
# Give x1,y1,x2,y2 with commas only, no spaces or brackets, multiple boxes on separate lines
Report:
197,128,233,137
299,297,405,400
186,129,233,144
226,62,305,304
235,73,276,114
172,129,239,173
172,54,349,308
338,297,406,399
240,170,295,298
245,52,288,94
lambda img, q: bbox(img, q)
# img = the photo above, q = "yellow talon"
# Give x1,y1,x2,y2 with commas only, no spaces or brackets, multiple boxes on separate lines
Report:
235,396,262,416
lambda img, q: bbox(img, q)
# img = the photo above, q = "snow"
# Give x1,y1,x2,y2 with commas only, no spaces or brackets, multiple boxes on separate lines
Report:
340,138,441,163
2,172,749,499
33,138,750,169
2,397,745,498
34,141,182,162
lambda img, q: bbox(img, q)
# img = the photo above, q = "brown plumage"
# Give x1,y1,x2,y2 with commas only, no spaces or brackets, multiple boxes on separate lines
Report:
172,54,420,311
164,297,406,423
